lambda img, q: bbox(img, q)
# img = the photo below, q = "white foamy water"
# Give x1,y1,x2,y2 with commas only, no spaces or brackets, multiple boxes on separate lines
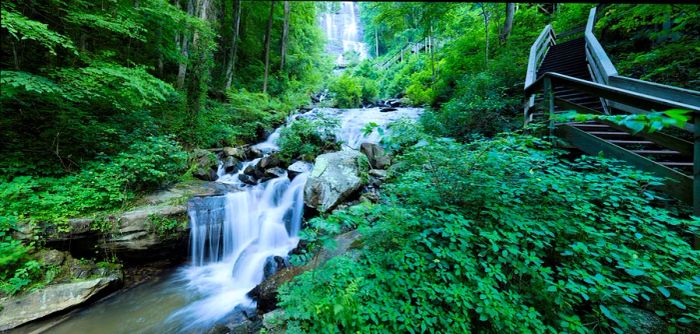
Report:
319,1,369,66
31,107,422,333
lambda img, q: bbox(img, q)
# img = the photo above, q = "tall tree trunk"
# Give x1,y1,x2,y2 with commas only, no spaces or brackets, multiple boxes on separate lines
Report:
481,5,491,69
279,1,290,70
500,3,514,43
430,25,435,81
224,0,242,90
177,0,195,89
374,29,379,58
262,1,275,94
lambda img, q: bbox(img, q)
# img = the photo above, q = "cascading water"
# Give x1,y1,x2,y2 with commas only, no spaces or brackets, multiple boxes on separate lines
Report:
30,107,421,334
319,1,369,66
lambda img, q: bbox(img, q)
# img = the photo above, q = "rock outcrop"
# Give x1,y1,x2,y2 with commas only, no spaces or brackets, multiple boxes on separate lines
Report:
304,149,368,213
360,143,391,169
0,271,122,331
287,161,313,180
192,149,219,181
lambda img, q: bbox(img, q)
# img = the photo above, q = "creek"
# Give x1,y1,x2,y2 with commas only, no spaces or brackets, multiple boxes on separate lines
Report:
17,107,420,334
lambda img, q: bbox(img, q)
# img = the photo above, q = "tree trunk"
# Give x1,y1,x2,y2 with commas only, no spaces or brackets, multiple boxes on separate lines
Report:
262,1,275,94
177,0,195,89
375,29,379,57
224,0,242,90
280,1,290,70
481,5,491,69
430,25,435,81
500,3,514,43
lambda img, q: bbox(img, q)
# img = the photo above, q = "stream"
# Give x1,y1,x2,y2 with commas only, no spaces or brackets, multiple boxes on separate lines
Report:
18,107,420,334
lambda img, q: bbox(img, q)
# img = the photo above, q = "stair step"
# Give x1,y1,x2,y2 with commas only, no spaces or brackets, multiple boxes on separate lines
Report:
588,131,632,136
659,162,693,167
631,150,682,155
608,140,654,145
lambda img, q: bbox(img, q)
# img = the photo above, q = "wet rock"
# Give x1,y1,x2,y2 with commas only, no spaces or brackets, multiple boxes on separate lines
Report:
261,167,286,183
222,156,240,174
243,164,261,178
380,107,398,113
360,191,380,203
35,249,66,267
248,231,362,313
263,256,289,280
262,309,286,333
258,155,281,169
0,272,122,331
222,147,247,161
238,173,258,186
244,146,263,160
287,161,313,180
616,305,666,334
304,149,368,213
360,143,391,169
192,149,219,181
368,169,387,178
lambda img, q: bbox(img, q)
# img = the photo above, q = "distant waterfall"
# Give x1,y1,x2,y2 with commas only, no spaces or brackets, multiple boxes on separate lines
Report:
319,1,369,66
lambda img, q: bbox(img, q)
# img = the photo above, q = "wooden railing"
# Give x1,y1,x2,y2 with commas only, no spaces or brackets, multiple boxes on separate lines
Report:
377,37,444,70
524,6,700,247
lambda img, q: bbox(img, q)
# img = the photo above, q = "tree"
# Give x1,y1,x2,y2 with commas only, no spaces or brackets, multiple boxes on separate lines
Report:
500,3,515,43
262,1,275,94
280,1,290,70
224,0,242,90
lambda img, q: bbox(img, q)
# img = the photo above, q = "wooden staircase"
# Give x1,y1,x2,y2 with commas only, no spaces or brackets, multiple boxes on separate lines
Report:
524,7,700,217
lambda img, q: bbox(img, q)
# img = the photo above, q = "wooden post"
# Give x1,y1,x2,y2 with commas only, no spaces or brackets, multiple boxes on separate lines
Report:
544,76,555,139
694,113,699,249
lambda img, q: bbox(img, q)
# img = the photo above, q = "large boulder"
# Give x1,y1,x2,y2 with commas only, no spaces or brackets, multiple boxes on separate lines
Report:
0,272,121,330
304,149,368,213
360,143,391,169
222,147,247,161
192,149,219,181
287,161,313,180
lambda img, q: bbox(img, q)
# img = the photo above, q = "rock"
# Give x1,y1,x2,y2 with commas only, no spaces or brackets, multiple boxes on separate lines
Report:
380,107,398,113
222,156,240,174
35,249,66,267
0,273,122,331
192,149,219,181
360,191,380,203
261,167,286,182
616,305,666,334
360,143,391,169
304,149,368,213
287,161,313,180
248,231,361,313
244,146,263,160
258,155,281,169
223,147,246,160
262,309,286,333
263,256,289,280
368,169,387,178
238,173,258,186
243,164,261,178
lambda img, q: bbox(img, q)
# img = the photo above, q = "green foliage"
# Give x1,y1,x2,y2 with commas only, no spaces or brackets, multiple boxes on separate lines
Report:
329,74,362,108
0,7,76,55
0,136,187,230
278,114,340,162
147,214,182,236
279,127,699,333
555,109,692,134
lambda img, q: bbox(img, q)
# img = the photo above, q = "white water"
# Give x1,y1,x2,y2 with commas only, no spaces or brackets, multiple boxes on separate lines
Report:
31,107,421,333
319,1,369,66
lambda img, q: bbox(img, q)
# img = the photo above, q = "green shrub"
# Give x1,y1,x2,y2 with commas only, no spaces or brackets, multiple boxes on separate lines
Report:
329,74,362,108
279,129,699,333
277,114,340,162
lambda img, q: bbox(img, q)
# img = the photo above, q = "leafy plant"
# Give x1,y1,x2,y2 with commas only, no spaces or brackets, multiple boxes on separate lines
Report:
279,127,699,333
278,113,341,162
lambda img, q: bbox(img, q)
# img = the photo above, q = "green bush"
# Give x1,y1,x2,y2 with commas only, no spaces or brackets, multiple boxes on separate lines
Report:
279,129,699,333
277,114,340,162
329,74,363,108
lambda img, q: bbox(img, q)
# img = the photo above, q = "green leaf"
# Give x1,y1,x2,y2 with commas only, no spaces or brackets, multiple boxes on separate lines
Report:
625,268,646,277
669,299,686,310
658,286,671,298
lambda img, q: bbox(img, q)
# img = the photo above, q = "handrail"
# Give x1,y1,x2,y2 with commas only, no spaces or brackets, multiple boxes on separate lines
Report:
525,24,554,89
585,7,618,84
525,72,699,130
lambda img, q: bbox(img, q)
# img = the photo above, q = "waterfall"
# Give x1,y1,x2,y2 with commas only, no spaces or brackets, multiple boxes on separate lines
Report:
321,1,368,66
